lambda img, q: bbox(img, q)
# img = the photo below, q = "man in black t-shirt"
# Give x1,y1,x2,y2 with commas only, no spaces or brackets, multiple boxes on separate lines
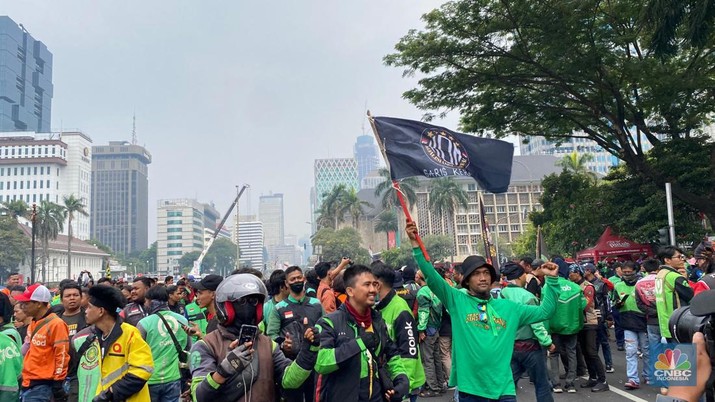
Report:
59,283,87,337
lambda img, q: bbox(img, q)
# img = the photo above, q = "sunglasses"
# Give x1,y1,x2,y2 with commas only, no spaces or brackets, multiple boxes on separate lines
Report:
477,303,488,323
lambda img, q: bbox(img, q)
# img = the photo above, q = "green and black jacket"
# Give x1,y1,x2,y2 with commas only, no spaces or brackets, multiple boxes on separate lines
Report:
314,304,409,402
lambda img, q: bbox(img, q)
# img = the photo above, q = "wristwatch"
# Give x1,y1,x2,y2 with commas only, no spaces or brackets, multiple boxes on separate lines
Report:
656,394,690,402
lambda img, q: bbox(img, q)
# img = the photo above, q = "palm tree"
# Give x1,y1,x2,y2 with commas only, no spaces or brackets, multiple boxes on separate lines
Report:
373,168,418,209
35,201,66,282
557,152,598,181
374,210,398,249
1,200,29,219
317,184,349,230
63,195,89,279
342,188,373,229
428,177,468,247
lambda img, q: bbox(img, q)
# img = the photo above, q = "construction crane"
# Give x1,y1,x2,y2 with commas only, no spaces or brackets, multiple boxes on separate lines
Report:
190,184,248,276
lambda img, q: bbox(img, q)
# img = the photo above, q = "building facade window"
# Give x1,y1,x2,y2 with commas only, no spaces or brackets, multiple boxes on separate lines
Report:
167,220,182,225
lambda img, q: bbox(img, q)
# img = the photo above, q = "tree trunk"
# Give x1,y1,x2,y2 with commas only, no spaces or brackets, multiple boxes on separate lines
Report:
67,214,73,279
42,239,48,283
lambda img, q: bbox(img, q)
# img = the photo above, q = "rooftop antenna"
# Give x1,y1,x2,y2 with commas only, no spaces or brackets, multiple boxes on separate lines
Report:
362,100,368,135
131,113,137,145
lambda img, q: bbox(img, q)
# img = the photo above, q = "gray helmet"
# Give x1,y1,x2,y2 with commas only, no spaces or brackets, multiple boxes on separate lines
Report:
215,274,267,304
214,274,268,326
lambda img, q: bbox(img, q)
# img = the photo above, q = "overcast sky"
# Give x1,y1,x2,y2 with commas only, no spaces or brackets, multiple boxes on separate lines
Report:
5,1,467,244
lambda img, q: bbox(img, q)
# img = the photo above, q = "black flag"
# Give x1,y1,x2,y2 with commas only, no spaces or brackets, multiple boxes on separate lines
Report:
372,116,514,193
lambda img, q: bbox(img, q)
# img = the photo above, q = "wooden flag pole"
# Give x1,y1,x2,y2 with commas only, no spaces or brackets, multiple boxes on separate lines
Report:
392,180,431,261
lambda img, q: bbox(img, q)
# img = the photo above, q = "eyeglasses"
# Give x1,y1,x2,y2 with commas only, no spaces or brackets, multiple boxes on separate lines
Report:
237,297,260,306
477,303,488,323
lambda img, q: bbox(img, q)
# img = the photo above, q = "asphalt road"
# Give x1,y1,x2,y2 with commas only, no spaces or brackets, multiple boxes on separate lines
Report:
432,336,660,402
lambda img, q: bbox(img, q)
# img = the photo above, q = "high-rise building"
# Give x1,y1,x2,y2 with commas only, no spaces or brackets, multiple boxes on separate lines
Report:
203,203,220,231
0,131,92,239
0,17,53,133
354,135,379,187
91,141,151,256
312,158,359,231
259,193,284,248
156,199,207,275
518,136,619,174
237,218,264,270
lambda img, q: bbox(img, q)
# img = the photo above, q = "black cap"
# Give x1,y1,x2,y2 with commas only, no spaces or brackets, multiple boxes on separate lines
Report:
192,274,223,292
460,255,497,287
500,262,525,281
392,271,405,288
88,285,125,317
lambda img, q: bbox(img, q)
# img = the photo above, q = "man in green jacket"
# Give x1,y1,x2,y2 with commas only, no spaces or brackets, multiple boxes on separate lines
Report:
416,268,446,397
137,286,191,401
0,332,21,402
406,222,561,401
500,262,554,402
372,262,426,402
655,246,694,340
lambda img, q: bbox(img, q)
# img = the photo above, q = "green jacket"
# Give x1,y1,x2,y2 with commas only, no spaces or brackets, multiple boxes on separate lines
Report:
655,266,694,337
547,277,586,335
413,248,560,399
185,302,208,343
500,285,552,347
374,290,426,393
1,322,22,351
137,310,191,385
0,333,21,402
416,286,442,332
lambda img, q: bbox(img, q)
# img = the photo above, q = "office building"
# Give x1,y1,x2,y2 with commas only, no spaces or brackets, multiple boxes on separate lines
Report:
236,218,264,270
203,202,220,231
0,17,53,133
312,158,359,230
156,199,207,275
259,193,284,248
91,141,151,256
412,155,561,261
354,135,379,187
0,131,92,239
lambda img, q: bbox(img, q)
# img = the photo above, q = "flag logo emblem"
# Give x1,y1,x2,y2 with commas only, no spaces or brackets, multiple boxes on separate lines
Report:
420,129,470,170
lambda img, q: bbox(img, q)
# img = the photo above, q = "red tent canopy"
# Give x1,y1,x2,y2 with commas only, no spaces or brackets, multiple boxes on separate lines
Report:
576,227,652,263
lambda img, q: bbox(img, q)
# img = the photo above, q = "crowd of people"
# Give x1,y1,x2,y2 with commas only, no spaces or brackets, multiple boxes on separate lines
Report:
0,223,713,402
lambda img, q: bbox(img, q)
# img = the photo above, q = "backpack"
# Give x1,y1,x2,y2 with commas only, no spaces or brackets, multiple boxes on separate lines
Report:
395,284,419,318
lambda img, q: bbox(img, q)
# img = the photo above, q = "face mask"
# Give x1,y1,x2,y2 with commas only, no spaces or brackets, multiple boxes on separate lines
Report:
289,282,305,294
233,302,258,326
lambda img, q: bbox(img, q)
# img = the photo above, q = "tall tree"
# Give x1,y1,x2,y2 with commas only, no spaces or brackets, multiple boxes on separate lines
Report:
311,227,371,265
342,188,373,229
0,216,31,279
2,200,29,219
63,195,89,279
428,177,468,235
317,184,349,230
386,0,715,226
374,210,399,249
644,0,715,56
205,238,239,277
35,201,66,282
557,152,598,182
374,168,419,210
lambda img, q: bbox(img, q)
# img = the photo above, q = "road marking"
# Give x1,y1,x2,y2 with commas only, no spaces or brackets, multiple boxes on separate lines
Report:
608,385,650,402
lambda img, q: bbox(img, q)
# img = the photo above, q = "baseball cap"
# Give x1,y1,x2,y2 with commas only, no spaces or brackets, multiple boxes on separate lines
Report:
13,283,52,303
192,274,223,292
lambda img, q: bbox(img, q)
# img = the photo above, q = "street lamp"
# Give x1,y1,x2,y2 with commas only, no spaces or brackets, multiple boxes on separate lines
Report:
31,203,37,283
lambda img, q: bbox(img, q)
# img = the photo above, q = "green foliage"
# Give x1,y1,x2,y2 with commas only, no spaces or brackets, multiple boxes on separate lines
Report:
2,200,29,219
177,251,214,273
0,216,31,279
423,234,453,262
311,227,371,265
317,185,373,230
87,239,114,255
512,223,538,258
386,0,715,225
205,238,238,276
374,168,419,209
379,242,413,269
374,210,399,249
35,201,66,282
557,152,597,182
63,194,89,278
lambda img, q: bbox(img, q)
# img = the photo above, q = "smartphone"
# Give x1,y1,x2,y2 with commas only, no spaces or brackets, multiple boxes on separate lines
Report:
238,325,258,345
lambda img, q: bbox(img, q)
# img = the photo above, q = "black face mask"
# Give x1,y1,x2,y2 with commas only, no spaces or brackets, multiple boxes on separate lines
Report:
289,282,305,294
233,302,258,327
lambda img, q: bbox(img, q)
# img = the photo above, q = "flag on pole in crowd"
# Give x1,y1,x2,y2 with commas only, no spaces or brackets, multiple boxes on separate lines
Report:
479,194,499,270
371,116,514,193
536,225,549,261
105,259,112,279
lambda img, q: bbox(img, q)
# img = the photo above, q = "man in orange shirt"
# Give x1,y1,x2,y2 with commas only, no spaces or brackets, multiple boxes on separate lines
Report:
316,258,351,313
1,272,21,297
15,283,70,402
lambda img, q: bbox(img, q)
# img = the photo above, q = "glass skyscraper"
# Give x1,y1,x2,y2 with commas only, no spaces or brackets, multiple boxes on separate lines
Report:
0,16,53,132
353,135,379,187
